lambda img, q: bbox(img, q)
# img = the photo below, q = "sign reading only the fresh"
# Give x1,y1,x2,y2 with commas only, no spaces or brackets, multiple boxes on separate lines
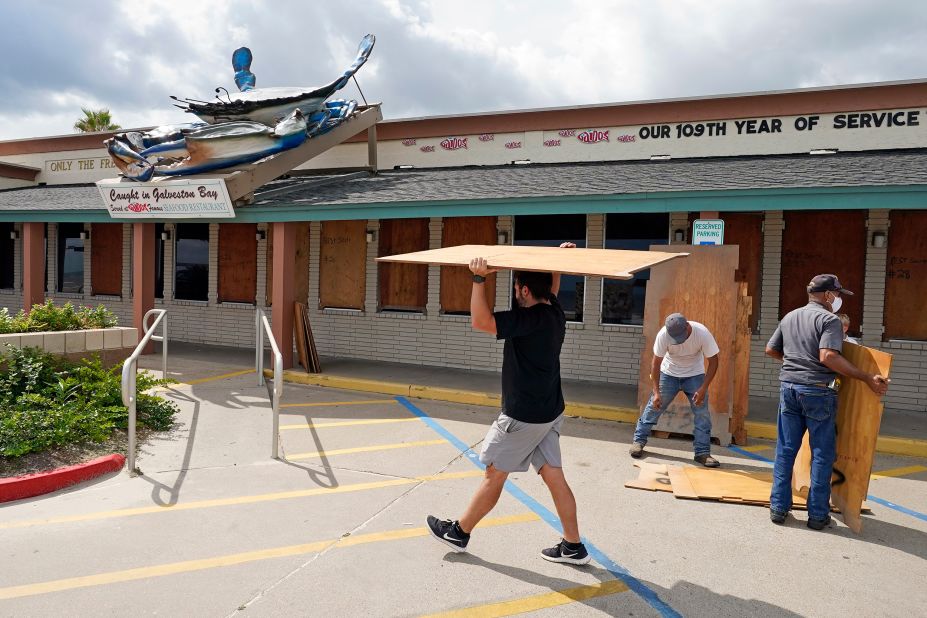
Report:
96,178,235,218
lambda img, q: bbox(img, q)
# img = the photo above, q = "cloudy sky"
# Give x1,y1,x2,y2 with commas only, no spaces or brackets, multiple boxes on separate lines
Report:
1,0,925,140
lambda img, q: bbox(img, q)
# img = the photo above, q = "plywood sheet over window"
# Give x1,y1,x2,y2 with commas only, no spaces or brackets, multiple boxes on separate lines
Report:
91,223,123,296
218,223,256,304
441,216,497,314
688,213,764,332
378,218,429,311
319,220,367,310
779,210,866,334
884,210,927,340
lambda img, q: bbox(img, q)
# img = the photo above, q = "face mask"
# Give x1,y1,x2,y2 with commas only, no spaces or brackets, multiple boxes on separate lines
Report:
829,294,842,313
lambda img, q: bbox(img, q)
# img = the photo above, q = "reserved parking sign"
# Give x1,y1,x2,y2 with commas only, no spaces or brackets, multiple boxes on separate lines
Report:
692,219,724,245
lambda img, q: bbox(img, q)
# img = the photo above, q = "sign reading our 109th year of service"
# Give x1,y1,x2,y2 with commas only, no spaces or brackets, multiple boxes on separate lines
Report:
96,178,235,219
692,219,724,245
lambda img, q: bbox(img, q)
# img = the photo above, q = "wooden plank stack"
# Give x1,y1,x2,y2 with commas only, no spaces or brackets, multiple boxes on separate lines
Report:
294,302,321,373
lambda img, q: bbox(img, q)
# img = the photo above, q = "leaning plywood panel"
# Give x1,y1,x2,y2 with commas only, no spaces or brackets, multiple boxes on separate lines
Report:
792,342,892,534
637,245,741,446
377,245,687,279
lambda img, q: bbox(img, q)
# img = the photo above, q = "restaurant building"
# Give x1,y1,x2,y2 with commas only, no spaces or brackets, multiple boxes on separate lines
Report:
1,79,925,414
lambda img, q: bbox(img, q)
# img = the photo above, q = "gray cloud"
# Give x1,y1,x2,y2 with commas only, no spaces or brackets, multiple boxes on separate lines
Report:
1,0,926,140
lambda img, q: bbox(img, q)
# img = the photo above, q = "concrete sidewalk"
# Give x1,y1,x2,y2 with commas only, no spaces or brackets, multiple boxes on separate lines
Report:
154,342,927,457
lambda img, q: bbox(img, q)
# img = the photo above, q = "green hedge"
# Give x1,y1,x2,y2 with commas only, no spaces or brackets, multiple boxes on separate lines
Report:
0,300,118,334
0,346,178,458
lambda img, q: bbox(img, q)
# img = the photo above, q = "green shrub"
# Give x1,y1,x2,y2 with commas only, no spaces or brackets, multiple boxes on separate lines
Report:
0,346,178,458
0,301,118,334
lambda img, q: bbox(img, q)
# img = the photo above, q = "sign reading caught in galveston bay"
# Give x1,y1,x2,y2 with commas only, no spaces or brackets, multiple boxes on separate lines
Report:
96,177,235,218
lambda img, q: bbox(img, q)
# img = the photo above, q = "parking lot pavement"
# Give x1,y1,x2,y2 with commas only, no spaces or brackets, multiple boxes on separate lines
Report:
2,370,926,617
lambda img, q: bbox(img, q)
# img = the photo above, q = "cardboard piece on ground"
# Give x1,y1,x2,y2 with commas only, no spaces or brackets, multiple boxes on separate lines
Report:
792,342,892,534
624,462,673,492
377,245,688,279
666,465,699,499
637,246,742,446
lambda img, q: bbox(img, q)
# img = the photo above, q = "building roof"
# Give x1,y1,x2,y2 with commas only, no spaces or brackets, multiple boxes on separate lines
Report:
2,149,927,217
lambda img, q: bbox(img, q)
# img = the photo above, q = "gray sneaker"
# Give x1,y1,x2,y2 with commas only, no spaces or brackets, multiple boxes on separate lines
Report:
629,442,645,459
694,454,720,468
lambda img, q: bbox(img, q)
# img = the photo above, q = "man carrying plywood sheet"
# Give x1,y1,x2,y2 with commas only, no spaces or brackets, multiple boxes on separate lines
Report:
426,243,592,565
765,274,890,530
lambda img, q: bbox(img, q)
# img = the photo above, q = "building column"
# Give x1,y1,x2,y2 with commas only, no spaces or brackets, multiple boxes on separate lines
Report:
22,222,44,312
861,209,890,344
669,212,689,245
271,221,296,368
133,223,155,354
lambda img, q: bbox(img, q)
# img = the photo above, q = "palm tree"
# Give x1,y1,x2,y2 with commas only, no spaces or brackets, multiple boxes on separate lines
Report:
73,108,120,132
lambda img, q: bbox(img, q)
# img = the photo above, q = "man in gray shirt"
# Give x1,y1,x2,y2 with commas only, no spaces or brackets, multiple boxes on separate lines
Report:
765,274,889,530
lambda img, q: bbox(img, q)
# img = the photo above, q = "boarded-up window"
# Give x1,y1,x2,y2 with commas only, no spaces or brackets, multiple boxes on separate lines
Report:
90,223,123,296
319,220,367,310
779,210,866,335
218,223,257,304
441,216,497,314
884,210,927,340
378,218,429,311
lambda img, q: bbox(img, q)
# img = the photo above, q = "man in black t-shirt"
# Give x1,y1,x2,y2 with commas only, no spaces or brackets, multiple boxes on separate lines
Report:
427,243,591,565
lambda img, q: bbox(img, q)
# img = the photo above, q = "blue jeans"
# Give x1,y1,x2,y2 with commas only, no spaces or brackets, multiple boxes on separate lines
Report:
769,382,837,522
633,372,712,456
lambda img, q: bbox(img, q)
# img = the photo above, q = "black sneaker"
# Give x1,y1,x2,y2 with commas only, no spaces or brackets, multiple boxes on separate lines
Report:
807,515,833,531
426,516,469,552
770,509,787,524
541,539,592,565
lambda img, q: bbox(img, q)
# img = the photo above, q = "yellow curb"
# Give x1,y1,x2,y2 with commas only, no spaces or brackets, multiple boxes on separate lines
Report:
277,372,927,459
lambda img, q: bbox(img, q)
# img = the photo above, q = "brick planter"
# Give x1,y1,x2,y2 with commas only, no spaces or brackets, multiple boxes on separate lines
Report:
0,327,139,367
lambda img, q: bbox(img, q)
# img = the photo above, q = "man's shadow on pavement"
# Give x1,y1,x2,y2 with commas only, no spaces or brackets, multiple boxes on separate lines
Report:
442,553,803,617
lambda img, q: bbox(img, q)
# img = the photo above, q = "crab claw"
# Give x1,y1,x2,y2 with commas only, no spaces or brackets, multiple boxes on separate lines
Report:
105,136,155,182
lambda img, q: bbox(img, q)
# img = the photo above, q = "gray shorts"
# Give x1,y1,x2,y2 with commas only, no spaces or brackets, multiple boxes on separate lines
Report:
479,412,564,473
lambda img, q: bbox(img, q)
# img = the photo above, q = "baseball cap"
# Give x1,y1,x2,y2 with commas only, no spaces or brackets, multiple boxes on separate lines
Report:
665,313,690,344
807,274,854,295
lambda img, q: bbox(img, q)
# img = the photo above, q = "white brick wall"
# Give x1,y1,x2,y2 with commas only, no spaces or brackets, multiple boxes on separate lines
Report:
1,213,924,414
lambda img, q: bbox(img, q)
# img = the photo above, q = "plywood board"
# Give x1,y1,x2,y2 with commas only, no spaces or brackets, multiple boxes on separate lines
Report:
666,465,699,499
883,210,927,340
378,218,429,310
319,220,367,310
624,462,673,493
730,282,752,444
637,245,741,446
90,222,123,296
792,342,892,533
440,218,498,313
378,244,688,280
218,223,257,304
780,210,866,332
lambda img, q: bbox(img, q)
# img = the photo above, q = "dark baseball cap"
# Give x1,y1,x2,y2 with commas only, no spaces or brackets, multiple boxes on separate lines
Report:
807,274,854,295
665,313,690,344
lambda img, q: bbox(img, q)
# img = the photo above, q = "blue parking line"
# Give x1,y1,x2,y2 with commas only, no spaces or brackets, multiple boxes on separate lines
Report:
396,396,681,618
727,444,927,523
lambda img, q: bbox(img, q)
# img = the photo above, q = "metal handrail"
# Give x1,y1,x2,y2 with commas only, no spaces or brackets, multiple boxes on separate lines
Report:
256,307,282,459
121,309,168,476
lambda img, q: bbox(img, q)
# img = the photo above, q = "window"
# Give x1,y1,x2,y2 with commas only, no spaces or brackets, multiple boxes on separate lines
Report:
319,220,367,310
218,223,257,304
155,223,165,299
57,223,84,293
884,210,927,340
440,216,497,314
780,210,866,335
175,223,209,301
0,223,13,289
90,223,122,296
513,214,586,321
602,213,668,325
378,218,429,312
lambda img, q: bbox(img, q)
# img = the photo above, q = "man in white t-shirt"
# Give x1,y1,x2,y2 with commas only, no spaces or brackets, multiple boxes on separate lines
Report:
630,313,721,467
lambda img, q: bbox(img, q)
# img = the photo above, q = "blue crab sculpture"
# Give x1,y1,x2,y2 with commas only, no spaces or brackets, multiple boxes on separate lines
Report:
105,34,374,182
